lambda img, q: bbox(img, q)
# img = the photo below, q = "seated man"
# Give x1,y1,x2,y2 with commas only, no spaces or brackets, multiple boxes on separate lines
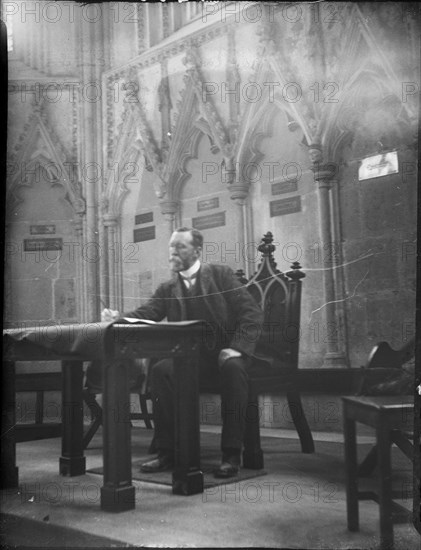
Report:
103,227,263,478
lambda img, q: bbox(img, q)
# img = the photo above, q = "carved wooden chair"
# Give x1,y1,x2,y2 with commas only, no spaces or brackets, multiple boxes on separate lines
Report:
237,232,314,468
201,231,315,469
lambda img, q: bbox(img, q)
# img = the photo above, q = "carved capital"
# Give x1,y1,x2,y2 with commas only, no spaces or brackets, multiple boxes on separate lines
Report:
103,213,119,227
74,197,86,215
159,199,179,217
313,166,338,189
309,144,338,188
229,183,249,203
100,195,109,215
308,143,324,166
72,216,84,233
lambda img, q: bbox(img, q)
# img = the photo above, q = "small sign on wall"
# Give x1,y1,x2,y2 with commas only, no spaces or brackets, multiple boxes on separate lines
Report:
358,151,399,181
24,238,63,251
135,212,153,225
197,197,219,211
270,197,301,217
192,212,226,230
271,179,298,195
133,226,155,242
30,224,56,235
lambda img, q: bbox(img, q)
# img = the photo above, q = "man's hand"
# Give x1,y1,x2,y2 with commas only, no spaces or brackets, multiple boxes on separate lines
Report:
218,348,242,367
101,308,120,322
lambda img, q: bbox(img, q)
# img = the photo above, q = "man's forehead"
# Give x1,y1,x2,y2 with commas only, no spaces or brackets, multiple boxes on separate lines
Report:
169,231,193,244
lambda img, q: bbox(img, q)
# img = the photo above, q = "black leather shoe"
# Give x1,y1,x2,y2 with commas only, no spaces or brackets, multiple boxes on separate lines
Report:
214,451,241,478
140,453,174,473
214,461,240,478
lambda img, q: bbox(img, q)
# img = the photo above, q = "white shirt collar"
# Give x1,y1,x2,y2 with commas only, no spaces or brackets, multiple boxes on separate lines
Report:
180,259,201,279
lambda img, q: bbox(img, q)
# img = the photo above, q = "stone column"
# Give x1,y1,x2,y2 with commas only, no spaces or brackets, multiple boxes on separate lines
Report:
29,11,36,69
36,18,43,72
135,2,149,54
330,176,349,362
98,199,109,312
162,3,173,39
311,145,348,368
103,214,121,312
160,200,179,236
44,17,52,76
72,216,86,322
228,181,250,277
76,5,103,321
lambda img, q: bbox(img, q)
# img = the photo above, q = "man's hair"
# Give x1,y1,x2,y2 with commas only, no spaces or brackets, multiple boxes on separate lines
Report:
174,227,203,249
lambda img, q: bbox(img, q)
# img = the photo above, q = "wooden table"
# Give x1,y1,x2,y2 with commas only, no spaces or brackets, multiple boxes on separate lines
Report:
2,321,206,512
342,396,414,550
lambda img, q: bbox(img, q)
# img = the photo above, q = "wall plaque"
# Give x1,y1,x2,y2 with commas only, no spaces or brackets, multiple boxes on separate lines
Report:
358,151,399,181
192,212,226,230
24,238,63,251
30,224,56,235
197,197,219,211
135,212,153,225
271,180,298,195
133,226,155,242
270,197,301,217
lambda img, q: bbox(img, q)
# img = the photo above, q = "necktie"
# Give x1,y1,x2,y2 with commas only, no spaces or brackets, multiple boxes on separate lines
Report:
181,272,198,289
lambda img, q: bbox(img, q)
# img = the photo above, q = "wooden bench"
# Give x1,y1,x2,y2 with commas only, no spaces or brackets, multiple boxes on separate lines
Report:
15,371,62,442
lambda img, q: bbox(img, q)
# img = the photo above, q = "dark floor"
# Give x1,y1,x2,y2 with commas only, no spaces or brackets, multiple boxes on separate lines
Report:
0,426,418,548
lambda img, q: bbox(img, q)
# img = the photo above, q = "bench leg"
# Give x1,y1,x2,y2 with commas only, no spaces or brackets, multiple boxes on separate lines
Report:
286,387,315,453
344,416,359,532
60,361,86,476
243,391,264,470
377,420,394,549
1,361,19,488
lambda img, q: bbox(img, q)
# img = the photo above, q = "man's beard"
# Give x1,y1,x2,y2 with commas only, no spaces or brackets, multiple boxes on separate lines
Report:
169,257,190,272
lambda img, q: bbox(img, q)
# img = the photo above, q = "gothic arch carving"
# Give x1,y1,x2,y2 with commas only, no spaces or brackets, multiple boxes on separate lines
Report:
238,102,277,171
7,110,85,215
103,107,145,218
324,69,416,163
172,125,208,200
318,4,417,163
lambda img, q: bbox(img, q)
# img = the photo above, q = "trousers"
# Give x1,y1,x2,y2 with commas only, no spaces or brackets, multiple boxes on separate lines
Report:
150,355,249,452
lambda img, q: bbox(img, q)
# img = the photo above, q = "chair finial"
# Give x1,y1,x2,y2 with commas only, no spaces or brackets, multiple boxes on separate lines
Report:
286,261,306,280
258,232,278,269
258,232,275,254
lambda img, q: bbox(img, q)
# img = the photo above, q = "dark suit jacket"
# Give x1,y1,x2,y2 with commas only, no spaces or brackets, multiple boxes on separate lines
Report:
126,263,263,358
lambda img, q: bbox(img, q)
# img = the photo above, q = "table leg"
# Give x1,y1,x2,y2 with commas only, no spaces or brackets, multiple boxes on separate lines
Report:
377,418,394,550
101,358,135,512
172,349,203,495
1,361,19,488
344,411,359,531
60,361,86,476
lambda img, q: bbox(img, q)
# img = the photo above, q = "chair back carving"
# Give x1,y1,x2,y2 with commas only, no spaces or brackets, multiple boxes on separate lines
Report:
238,232,305,371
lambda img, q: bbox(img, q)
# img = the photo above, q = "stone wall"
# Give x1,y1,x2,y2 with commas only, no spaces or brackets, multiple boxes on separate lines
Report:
5,2,419,376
